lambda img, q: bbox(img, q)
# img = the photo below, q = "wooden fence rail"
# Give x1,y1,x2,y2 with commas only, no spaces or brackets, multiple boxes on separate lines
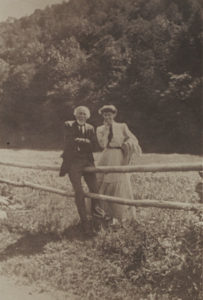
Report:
0,161,58,171
86,192,203,212
0,177,202,212
0,178,72,197
85,162,203,173
0,160,202,211
0,161,202,173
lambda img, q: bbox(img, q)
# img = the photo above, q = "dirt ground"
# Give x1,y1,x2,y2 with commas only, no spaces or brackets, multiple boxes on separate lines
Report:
0,275,74,300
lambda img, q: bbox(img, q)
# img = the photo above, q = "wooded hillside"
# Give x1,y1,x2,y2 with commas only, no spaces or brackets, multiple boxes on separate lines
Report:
0,0,202,153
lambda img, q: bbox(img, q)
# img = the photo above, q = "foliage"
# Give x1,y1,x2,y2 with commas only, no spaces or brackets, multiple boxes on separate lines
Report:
0,0,202,153
95,212,203,300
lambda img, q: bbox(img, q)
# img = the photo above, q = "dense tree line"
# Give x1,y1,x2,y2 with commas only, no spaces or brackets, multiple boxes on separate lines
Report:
0,0,202,153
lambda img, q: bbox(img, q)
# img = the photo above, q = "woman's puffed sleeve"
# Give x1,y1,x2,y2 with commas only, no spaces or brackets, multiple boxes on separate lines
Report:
122,123,142,164
96,126,109,149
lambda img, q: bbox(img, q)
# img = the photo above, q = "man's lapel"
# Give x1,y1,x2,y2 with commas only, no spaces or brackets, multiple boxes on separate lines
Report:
72,121,80,136
74,121,87,137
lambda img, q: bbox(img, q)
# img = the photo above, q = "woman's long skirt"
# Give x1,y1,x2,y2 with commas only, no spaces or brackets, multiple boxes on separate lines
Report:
96,148,136,221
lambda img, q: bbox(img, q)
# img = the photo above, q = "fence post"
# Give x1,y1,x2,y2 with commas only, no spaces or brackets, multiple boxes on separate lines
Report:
196,171,203,203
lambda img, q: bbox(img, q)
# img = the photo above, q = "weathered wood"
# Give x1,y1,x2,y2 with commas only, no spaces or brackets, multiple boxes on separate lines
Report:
0,161,58,171
0,178,74,197
0,178,202,211
85,162,203,173
0,160,202,173
86,192,203,212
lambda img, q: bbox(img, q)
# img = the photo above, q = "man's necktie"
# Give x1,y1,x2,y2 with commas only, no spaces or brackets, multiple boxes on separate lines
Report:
78,125,85,135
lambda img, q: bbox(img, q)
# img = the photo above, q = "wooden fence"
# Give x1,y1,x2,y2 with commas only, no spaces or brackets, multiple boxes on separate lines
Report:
0,160,202,212
0,160,202,172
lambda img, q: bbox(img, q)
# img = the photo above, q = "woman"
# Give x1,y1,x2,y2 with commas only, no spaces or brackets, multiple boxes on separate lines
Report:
96,105,142,223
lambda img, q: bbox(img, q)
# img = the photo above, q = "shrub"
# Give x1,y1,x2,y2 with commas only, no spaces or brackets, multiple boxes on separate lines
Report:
96,211,203,299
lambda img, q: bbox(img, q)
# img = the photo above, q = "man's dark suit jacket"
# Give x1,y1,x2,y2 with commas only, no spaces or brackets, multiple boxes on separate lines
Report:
59,120,97,176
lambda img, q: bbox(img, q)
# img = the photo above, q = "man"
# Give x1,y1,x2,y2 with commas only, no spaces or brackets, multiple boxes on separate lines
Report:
59,106,100,235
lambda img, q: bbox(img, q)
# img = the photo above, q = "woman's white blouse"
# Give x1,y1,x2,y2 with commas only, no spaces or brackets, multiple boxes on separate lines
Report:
96,121,139,149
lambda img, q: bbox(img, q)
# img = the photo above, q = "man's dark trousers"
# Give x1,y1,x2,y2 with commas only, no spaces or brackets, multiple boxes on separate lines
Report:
68,154,98,224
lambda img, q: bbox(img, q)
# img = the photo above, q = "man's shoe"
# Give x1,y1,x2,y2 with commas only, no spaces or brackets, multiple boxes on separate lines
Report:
92,217,102,232
82,221,94,237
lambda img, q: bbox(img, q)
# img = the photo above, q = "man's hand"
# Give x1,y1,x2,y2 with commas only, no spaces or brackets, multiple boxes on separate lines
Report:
75,138,90,143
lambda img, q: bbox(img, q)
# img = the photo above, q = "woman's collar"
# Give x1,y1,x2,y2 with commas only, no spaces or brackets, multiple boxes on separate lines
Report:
103,120,116,126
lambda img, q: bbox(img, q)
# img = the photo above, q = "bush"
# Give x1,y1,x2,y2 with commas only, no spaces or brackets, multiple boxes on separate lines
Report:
96,211,203,299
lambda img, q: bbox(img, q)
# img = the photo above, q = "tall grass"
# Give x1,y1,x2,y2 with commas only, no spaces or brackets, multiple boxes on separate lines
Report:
0,150,202,299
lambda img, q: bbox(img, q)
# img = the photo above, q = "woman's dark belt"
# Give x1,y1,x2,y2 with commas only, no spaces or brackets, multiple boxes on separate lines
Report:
107,146,122,149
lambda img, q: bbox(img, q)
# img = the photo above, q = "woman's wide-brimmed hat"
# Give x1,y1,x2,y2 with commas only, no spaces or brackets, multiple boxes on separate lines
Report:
98,105,118,115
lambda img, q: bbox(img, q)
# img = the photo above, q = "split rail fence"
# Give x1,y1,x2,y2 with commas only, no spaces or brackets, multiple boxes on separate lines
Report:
0,160,202,212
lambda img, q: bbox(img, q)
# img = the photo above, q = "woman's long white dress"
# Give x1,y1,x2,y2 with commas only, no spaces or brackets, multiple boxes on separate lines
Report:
96,121,141,221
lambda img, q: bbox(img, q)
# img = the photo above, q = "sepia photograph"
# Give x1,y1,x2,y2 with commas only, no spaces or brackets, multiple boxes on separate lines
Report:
0,0,202,299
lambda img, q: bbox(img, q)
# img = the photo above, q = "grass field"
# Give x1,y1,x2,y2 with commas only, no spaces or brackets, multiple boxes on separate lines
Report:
0,149,202,300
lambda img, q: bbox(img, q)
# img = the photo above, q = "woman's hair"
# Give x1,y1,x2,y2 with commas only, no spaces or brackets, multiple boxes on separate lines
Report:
73,106,90,119
98,105,117,115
